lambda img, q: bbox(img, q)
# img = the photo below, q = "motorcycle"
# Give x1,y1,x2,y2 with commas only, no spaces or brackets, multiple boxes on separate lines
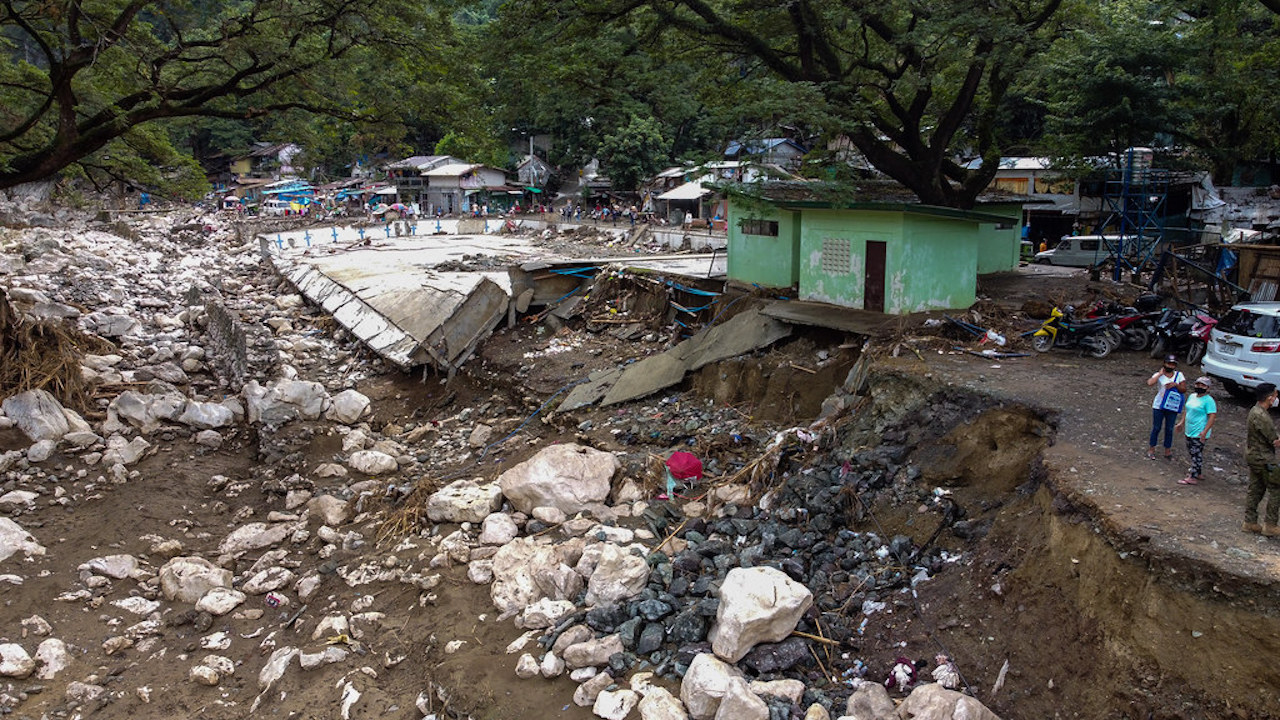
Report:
1031,306,1117,358
1084,300,1161,351
1148,308,1217,364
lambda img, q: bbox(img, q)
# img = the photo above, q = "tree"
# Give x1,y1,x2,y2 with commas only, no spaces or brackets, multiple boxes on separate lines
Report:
598,114,667,190
497,0,1070,208
1034,3,1188,164
0,0,449,190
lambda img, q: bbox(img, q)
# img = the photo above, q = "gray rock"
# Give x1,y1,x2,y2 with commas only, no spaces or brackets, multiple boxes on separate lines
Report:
894,683,1002,720
159,556,232,603
326,389,371,424
497,443,618,514
348,449,397,475
2,389,69,441
426,478,502,523
586,543,650,606
709,566,812,662
0,517,46,563
33,638,69,680
563,634,624,669
0,643,34,678
26,439,55,463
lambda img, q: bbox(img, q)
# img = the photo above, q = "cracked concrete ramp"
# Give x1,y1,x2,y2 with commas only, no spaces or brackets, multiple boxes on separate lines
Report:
559,308,792,410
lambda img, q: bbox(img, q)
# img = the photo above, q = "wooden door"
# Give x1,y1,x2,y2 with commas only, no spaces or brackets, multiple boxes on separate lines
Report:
864,241,887,312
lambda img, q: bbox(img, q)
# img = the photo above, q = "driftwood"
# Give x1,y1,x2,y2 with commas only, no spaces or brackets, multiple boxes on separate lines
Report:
0,289,111,411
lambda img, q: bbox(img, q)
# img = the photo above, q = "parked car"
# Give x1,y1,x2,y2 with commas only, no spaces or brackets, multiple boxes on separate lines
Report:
261,199,291,216
1033,235,1110,267
1202,302,1280,396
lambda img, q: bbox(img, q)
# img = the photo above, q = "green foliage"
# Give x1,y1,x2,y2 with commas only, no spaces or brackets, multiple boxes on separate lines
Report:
598,114,668,191
0,0,453,188
434,130,506,168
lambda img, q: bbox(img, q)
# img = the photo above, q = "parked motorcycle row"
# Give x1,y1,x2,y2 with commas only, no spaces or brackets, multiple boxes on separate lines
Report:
1030,296,1217,361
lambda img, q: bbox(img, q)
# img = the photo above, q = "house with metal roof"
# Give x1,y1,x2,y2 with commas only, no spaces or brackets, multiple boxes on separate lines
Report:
726,181,1024,314
423,163,511,215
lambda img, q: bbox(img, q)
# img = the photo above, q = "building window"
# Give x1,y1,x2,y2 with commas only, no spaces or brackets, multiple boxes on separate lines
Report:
740,219,779,236
820,237,852,274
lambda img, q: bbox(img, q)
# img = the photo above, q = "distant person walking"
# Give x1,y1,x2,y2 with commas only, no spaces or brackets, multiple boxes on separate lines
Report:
1175,377,1216,485
1244,382,1280,536
1146,354,1186,460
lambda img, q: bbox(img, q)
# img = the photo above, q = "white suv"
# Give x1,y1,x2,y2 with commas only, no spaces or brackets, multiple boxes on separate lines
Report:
1203,302,1280,396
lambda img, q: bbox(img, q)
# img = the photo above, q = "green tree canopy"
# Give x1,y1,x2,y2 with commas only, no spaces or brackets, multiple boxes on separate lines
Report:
494,0,1071,208
598,114,667,191
0,0,454,190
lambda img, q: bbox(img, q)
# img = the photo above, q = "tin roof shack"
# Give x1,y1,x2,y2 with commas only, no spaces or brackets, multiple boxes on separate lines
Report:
726,182,1023,314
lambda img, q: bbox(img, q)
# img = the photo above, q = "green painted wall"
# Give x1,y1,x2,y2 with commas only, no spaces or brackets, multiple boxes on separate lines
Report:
895,215,979,313
726,203,801,288
796,209,979,314
796,209,902,309
975,203,1023,274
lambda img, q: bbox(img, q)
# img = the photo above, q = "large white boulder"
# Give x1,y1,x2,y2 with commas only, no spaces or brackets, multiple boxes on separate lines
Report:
715,677,768,720
196,587,246,616
177,400,235,430
489,537,584,616
218,522,293,556
0,517,46,564
0,643,34,678
585,543,649,606
159,556,233,604
426,479,503,523
2,389,69,441
843,682,897,720
497,443,618,514
563,634,624,669
34,638,69,680
478,512,519,545
348,450,397,476
680,653,743,720
595,689,641,720
709,566,813,663
638,686,689,720
326,389,371,424
242,379,329,426
895,684,1002,720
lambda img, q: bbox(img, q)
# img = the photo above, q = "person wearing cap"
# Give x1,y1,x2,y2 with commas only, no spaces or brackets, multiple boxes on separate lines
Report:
1243,382,1280,535
1146,355,1186,460
1174,377,1216,485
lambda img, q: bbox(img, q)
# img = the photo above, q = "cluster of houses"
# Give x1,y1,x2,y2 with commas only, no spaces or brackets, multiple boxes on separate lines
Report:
207,137,1280,316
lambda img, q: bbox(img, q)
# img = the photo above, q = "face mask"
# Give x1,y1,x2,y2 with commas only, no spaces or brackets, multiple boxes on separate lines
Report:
1194,387,1208,394
1272,396,1279,409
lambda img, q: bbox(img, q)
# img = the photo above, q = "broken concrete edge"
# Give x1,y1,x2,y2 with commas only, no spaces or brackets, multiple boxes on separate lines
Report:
558,307,794,412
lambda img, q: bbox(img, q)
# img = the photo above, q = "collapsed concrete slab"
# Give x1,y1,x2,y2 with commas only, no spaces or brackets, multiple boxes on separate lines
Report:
559,307,792,410
274,248,510,375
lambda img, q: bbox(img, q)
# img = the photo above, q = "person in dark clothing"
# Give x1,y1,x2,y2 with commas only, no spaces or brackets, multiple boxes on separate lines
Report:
1244,382,1280,536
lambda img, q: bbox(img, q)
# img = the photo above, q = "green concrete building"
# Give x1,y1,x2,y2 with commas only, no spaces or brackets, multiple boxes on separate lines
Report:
726,183,1023,314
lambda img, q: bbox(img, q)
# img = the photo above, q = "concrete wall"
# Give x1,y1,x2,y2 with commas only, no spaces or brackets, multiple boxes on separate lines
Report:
796,209,902,309
896,215,979,313
975,203,1023,274
726,204,800,288
796,209,977,314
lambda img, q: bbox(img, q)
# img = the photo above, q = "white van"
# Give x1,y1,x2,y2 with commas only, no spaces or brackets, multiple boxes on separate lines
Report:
1033,235,1112,267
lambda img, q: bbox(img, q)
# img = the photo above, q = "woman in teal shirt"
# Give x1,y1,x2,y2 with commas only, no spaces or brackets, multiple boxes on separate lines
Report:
1176,376,1217,485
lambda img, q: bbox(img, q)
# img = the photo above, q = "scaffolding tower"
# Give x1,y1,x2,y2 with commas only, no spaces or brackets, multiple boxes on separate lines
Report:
1094,148,1172,281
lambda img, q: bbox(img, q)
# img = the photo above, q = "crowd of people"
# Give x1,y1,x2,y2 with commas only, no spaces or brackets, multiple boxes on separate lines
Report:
1146,355,1280,534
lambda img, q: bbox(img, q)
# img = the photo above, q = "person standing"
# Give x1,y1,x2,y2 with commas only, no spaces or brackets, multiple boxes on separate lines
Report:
1146,354,1186,460
1175,377,1216,485
1244,382,1280,536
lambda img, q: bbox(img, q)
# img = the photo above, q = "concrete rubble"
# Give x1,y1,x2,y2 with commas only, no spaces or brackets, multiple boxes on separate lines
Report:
0,198,1011,720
